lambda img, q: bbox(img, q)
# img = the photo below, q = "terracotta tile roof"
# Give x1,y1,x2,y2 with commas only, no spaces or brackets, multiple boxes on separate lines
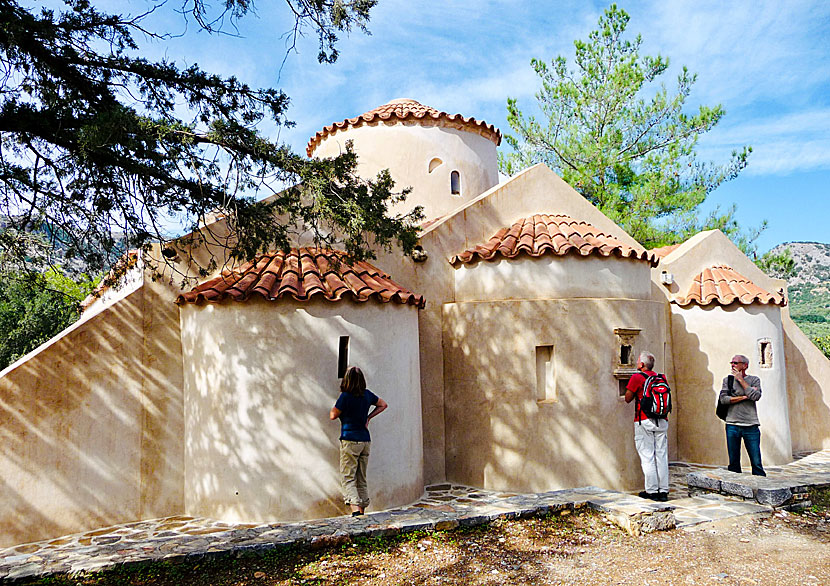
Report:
307,98,501,156
176,248,425,309
674,265,786,307
650,243,682,258
450,214,658,266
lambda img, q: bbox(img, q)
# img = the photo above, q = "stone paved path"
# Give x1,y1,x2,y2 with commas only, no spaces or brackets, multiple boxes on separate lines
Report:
2,450,829,582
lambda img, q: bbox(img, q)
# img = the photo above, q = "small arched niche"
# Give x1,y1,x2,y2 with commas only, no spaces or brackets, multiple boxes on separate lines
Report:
450,170,461,196
428,157,443,173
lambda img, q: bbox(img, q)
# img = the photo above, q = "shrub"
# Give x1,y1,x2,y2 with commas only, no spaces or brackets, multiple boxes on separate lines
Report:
813,336,830,360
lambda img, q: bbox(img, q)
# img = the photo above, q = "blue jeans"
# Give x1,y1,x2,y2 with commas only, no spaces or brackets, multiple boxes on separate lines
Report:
726,424,766,476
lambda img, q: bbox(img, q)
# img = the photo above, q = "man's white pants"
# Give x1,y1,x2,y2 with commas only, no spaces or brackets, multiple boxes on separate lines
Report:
634,419,669,493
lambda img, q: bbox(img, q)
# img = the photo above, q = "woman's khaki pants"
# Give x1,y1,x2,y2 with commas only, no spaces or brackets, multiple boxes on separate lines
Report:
339,440,371,508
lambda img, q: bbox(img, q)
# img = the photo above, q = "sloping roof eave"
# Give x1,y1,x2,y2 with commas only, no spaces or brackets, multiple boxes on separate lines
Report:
449,214,659,268
176,248,426,309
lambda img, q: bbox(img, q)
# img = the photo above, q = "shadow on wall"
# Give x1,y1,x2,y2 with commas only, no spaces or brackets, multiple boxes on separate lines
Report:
182,298,421,523
443,296,668,494
783,319,830,452
669,313,723,465
672,304,798,466
185,312,341,521
184,305,345,521
0,286,184,548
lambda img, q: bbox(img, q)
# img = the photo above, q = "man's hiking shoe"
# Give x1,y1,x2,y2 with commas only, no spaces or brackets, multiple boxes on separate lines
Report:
637,491,667,502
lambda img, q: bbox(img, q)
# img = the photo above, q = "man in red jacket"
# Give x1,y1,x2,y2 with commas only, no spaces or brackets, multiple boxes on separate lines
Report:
625,351,669,502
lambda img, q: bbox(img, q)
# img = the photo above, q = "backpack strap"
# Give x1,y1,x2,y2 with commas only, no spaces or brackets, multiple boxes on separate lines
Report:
635,373,652,425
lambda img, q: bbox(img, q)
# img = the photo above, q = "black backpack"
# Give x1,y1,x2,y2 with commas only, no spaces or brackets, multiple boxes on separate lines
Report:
637,374,672,423
716,375,733,421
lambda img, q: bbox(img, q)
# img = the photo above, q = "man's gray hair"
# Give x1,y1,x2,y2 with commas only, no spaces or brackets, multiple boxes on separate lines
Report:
734,354,749,364
639,351,655,370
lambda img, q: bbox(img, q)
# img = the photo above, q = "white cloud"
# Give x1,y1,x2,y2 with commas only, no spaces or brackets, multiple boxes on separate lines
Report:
744,139,830,175
643,0,830,108
700,109,830,175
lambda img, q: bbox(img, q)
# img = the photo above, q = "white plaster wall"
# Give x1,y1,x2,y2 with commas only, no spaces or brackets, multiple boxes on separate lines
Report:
314,123,498,221
0,278,185,548
443,297,673,493
180,297,423,523
782,310,830,451
454,255,652,302
366,164,652,484
670,303,791,466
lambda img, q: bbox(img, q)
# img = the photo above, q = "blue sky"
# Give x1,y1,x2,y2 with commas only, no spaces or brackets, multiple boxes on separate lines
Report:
130,0,830,252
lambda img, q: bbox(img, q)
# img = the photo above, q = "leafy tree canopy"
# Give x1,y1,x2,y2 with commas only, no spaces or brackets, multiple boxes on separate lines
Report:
0,0,420,280
0,267,96,369
500,4,758,252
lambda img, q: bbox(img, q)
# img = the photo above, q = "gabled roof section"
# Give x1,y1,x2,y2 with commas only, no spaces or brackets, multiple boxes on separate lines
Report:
674,265,785,307
450,214,659,266
307,98,501,156
176,248,425,308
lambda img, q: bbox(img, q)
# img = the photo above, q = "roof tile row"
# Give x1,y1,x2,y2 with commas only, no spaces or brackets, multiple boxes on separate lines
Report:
176,248,425,309
306,98,501,156
675,265,785,307
450,214,658,266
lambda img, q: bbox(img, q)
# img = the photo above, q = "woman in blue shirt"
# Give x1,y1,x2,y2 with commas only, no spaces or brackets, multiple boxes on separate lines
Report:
329,366,388,516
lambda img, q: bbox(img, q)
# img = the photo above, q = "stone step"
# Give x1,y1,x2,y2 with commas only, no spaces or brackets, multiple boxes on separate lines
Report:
687,468,830,507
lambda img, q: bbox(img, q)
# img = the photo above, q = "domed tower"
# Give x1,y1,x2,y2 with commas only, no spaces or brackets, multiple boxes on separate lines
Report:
307,98,501,221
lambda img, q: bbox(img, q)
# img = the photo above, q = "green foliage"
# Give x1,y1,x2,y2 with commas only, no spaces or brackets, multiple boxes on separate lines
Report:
814,336,830,360
755,246,797,279
0,0,419,278
789,282,830,357
500,4,757,251
0,268,96,369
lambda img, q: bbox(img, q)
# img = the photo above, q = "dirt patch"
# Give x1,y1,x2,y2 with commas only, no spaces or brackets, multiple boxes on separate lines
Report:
292,510,830,586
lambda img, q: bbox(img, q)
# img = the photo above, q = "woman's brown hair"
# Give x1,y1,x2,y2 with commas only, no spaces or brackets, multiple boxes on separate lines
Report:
340,366,366,397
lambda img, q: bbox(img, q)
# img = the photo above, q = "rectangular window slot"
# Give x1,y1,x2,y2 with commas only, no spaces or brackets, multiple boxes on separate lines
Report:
619,380,628,398
759,339,773,368
536,345,555,403
620,344,632,366
338,336,349,378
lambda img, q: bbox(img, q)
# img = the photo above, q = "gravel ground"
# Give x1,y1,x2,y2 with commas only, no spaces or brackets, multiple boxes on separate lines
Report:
289,509,830,586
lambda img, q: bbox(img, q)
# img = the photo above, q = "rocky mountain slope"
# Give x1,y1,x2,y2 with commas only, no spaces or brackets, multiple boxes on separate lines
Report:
772,242,830,351
771,241,830,287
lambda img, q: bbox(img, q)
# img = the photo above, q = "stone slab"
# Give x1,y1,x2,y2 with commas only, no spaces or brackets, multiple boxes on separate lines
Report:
755,487,793,507
687,472,721,491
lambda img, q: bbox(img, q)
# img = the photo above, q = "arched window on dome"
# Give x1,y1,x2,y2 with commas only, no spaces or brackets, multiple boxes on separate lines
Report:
450,170,461,196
